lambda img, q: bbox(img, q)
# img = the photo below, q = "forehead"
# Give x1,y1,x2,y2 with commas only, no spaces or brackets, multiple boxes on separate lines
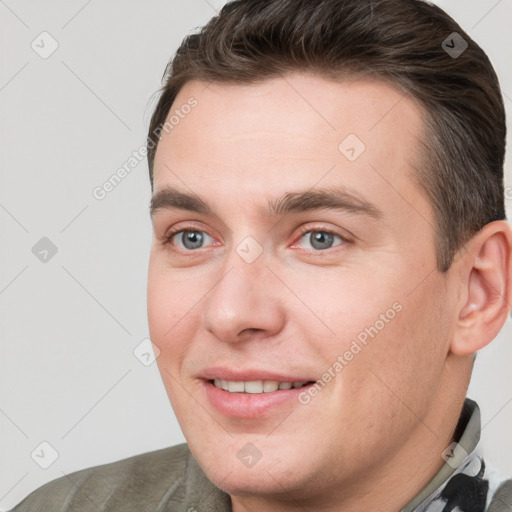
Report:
151,74,429,222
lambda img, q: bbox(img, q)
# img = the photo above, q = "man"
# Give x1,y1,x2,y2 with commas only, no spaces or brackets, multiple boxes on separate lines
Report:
11,0,512,511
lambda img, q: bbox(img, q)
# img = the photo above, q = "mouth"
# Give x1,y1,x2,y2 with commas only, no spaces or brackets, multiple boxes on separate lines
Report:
210,379,315,393
201,372,318,418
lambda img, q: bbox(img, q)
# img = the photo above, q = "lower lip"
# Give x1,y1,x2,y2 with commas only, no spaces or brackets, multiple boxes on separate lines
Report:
202,380,313,418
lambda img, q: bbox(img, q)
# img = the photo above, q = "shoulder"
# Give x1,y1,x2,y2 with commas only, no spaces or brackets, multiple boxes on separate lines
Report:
9,443,227,512
489,478,512,511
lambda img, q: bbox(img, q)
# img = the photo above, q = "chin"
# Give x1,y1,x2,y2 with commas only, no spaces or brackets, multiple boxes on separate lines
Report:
219,473,282,495
212,466,304,498
189,439,317,498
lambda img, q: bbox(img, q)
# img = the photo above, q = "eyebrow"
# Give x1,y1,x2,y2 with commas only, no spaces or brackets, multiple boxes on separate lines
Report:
150,185,383,220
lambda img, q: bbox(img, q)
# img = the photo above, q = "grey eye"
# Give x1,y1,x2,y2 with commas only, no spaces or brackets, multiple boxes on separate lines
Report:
308,232,335,250
175,230,211,250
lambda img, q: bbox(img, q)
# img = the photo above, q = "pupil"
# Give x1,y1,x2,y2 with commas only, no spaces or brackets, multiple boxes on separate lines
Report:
310,232,333,250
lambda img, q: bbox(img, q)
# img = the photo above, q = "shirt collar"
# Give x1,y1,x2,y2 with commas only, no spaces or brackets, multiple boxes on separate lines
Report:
402,398,493,512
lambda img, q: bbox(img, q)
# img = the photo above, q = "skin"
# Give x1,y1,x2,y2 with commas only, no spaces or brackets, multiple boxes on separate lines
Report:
147,74,512,511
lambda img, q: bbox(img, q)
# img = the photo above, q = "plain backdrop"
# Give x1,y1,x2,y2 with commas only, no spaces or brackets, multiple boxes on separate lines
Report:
1,0,511,509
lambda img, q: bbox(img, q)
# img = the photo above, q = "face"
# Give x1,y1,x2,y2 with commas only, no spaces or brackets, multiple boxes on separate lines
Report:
147,74,455,503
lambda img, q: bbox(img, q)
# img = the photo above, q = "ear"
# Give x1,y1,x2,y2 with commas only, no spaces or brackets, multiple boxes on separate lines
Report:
450,220,512,356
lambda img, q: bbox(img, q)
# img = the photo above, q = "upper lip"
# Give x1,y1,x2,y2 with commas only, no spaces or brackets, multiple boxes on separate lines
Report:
200,367,315,382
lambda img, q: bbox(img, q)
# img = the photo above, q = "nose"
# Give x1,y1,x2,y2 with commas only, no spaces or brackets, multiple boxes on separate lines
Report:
201,247,287,344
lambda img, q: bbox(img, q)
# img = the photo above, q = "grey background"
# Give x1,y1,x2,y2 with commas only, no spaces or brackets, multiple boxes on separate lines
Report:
1,0,511,509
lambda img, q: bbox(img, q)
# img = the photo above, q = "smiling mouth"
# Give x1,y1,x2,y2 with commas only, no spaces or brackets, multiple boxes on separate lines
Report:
211,379,316,393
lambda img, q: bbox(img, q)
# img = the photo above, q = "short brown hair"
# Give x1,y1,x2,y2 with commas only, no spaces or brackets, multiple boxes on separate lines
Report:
147,0,506,272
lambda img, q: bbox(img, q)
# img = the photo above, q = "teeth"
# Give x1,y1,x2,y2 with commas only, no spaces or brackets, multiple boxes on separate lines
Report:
263,381,280,392
213,379,309,393
245,381,263,393
228,381,245,393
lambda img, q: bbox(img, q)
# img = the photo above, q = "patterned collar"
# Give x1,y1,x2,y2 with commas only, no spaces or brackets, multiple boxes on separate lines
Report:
402,399,505,512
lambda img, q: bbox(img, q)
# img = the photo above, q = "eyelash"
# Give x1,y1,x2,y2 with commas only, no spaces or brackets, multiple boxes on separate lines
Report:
161,224,351,253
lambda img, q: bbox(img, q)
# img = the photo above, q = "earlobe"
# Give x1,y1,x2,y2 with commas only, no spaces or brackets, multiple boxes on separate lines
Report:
451,220,512,356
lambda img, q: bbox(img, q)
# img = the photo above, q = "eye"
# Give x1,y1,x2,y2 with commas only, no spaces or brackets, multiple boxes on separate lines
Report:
168,230,215,251
295,229,346,251
162,226,347,254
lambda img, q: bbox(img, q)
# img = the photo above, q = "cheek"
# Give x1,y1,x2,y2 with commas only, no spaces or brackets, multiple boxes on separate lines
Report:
147,260,199,384
292,267,402,357
345,276,449,416
309,265,447,403
147,264,196,420
147,255,201,340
